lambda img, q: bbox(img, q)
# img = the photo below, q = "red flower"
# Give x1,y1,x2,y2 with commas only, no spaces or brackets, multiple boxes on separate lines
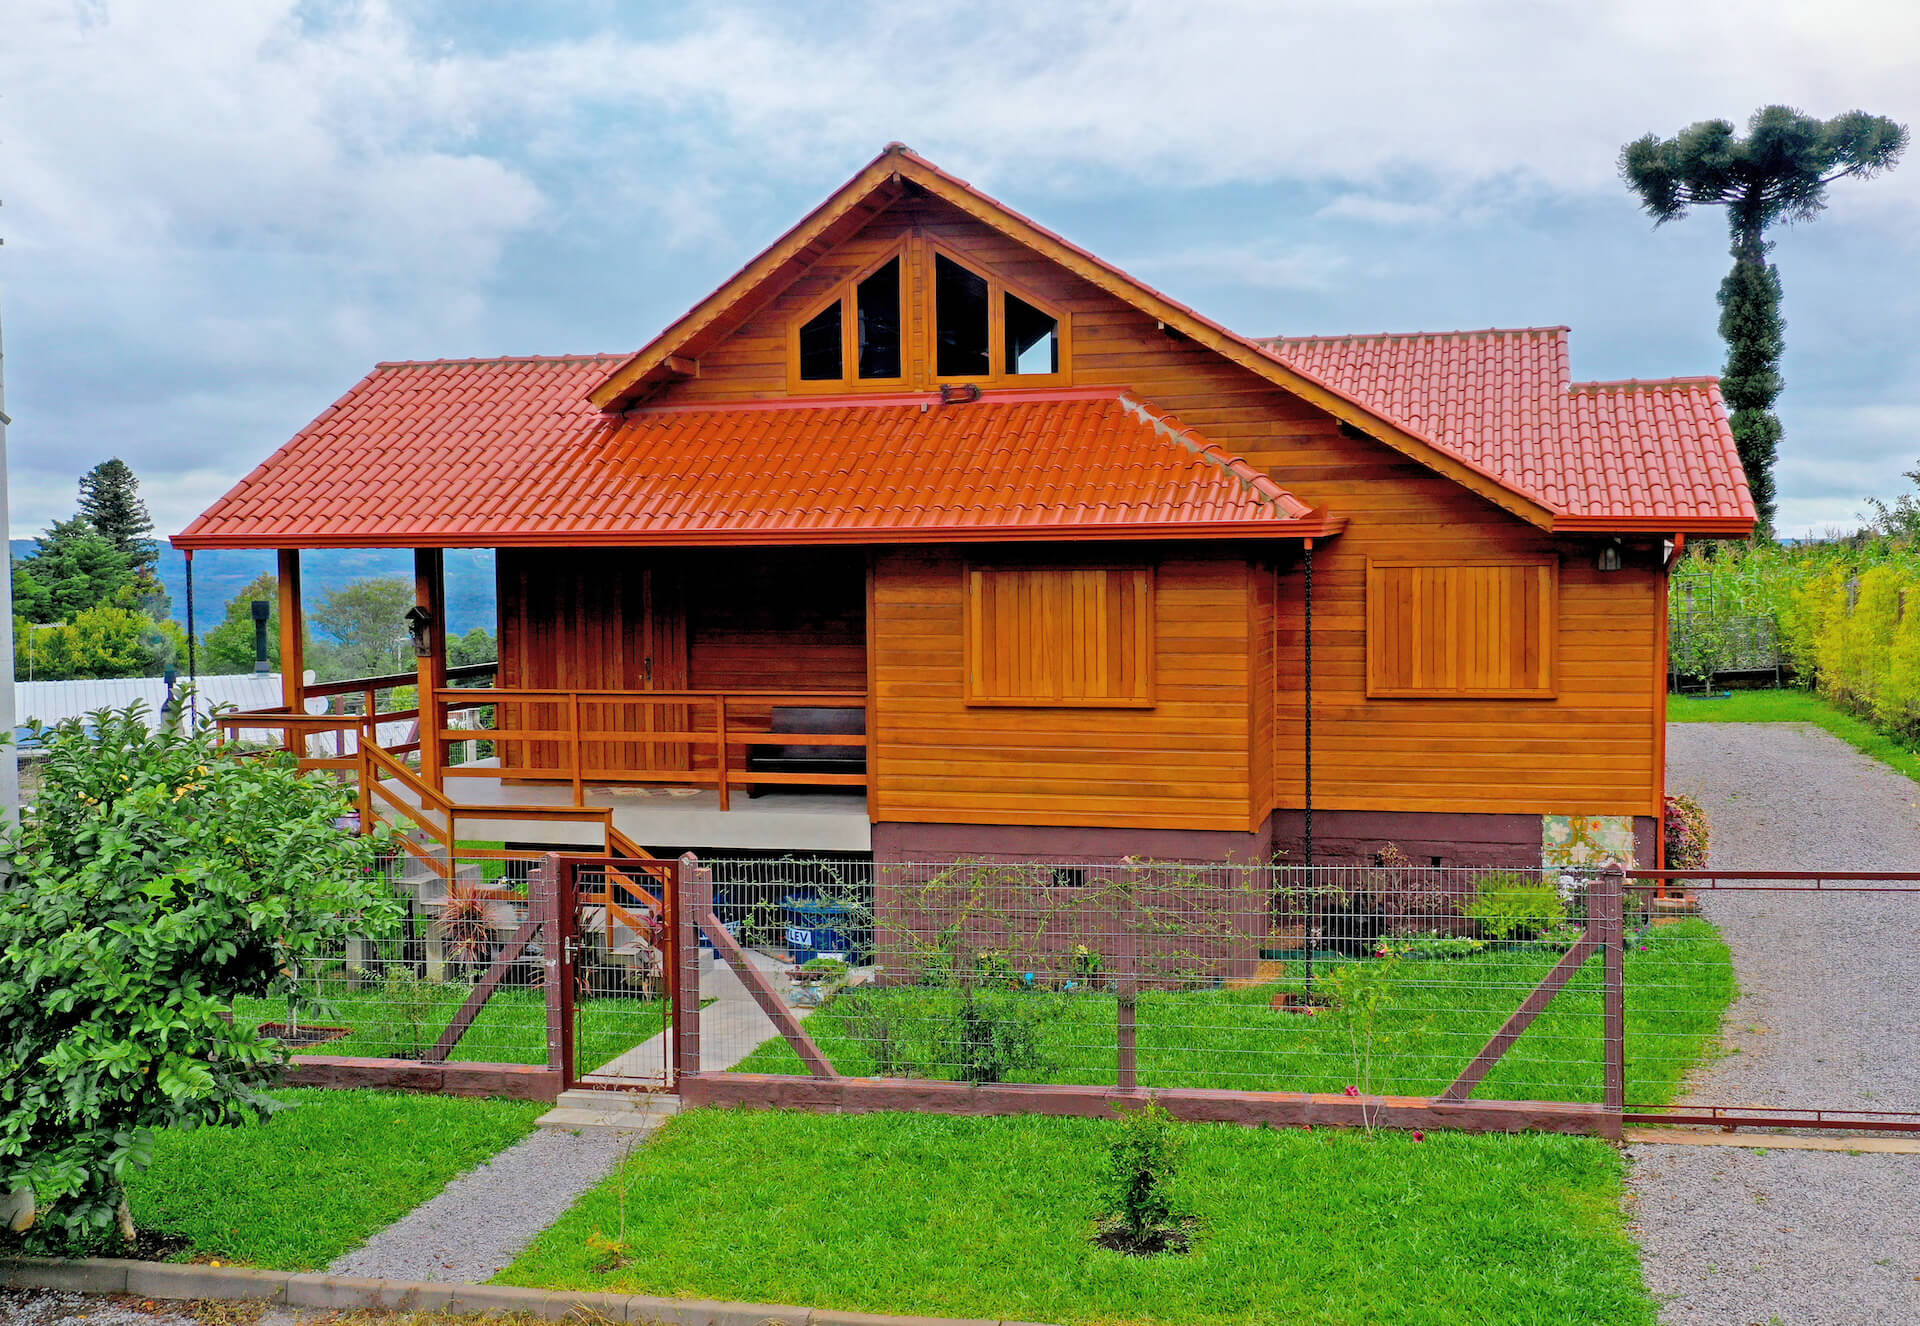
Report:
1343,1085,1360,1097
1412,1130,1426,1142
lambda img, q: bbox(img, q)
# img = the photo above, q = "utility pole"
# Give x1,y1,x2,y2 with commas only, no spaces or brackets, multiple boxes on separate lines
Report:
0,257,20,821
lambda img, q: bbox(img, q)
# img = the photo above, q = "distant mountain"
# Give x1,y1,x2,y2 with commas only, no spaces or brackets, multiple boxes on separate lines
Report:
10,539,497,636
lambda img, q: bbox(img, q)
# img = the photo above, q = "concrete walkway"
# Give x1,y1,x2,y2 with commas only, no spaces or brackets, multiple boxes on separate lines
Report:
1629,722,1920,1325
331,947,809,1283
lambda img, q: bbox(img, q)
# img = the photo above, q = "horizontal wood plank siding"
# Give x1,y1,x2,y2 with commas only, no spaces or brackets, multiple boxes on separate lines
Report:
874,550,1252,830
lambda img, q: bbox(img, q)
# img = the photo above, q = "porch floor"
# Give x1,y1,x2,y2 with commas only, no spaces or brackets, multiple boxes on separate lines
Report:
410,758,872,853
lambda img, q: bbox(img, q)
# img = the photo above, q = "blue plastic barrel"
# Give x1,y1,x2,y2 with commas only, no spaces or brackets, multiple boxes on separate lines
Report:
784,895,856,965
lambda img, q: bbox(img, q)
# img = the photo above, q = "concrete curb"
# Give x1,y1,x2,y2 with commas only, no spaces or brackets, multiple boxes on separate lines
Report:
3,1257,1057,1325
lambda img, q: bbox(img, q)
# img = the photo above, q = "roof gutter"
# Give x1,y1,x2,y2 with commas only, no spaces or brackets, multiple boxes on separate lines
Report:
171,515,1348,554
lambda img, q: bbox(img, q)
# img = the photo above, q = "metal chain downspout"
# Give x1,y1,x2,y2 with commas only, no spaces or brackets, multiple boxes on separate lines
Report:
1303,539,1315,994
185,550,197,726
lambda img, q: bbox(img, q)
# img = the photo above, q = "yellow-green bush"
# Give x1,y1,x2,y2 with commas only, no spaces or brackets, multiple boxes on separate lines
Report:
1684,542,1920,744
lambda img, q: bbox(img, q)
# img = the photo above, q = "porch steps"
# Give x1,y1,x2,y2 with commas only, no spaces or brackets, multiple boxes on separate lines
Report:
535,1089,680,1136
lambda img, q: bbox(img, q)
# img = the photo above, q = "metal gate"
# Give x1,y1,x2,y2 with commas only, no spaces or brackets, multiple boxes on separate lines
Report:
1623,870,1920,1134
555,855,679,1092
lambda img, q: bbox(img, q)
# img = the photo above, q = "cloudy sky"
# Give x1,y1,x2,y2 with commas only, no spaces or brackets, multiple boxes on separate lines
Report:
2,0,1916,540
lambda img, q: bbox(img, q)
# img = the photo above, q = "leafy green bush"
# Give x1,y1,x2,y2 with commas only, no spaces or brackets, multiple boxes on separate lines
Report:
1464,873,1568,941
0,703,399,1247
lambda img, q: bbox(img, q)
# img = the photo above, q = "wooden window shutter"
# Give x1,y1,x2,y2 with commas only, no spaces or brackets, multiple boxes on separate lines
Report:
1366,558,1557,699
965,566,1154,707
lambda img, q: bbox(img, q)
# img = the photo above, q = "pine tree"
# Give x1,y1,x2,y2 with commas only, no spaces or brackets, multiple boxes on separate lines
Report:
1621,106,1908,537
77,458,158,574
16,517,136,623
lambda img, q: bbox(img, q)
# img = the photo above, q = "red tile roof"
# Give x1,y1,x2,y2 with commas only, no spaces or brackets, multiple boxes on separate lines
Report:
173,364,1334,549
1257,328,1754,531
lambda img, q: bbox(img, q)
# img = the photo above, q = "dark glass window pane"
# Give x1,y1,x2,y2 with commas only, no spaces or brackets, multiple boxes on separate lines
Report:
1005,293,1059,375
856,258,902,379
798,301,843,380
935,254,990,377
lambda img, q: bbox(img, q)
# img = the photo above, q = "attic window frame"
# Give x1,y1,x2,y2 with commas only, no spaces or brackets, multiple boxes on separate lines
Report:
927,241,1069,387
786,243,912,391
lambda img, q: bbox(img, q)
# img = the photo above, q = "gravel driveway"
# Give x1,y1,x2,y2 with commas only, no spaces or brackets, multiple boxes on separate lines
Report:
1629,722,1920,1326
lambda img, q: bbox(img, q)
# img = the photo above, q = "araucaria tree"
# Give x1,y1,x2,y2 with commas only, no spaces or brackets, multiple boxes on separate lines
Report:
1620,106,1908,536
77,459,159,576
0,704,398,1246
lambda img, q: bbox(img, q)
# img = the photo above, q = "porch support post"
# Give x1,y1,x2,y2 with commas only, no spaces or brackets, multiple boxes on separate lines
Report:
276,549,304,753
414,548,448,787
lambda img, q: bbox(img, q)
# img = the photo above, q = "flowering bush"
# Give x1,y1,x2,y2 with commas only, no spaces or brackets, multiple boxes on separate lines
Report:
1664,794,1711,870
0,703,399,1247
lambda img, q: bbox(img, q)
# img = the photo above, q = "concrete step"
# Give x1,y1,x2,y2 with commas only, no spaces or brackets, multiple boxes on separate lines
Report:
537,1092,679,1135
553,1088,677,1114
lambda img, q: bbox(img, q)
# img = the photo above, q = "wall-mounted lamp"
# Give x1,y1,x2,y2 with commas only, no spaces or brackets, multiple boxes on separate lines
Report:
405,605,435,658
1596,540,1624,573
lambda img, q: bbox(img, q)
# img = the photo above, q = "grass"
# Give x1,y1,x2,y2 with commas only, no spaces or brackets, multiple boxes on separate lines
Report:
498,1107,1656,1326
125,1088,544,1271
733,918,1733,1107
234,982,667,1071
1670,686,1920,784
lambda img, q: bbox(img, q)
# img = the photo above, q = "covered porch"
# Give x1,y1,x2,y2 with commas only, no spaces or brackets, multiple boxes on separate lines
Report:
214,543,873,856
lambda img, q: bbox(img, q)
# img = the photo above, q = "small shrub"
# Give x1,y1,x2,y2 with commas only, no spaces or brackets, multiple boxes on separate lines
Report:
1464,872,1568,941
1664,794,1711,870
1095,1099,1190,1255
941,991,1047,1084
1325,952,1402,1132
378,965,444,1060
839,994,913,1077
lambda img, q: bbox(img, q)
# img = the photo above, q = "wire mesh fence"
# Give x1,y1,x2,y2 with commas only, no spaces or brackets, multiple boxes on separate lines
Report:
689,857,1706,1107
230,848,671,1083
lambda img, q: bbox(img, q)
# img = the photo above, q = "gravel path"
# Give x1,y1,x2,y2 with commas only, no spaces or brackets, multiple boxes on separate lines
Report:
324,1124,637,1283
0,1289,199,1326
1628,722,1920,1326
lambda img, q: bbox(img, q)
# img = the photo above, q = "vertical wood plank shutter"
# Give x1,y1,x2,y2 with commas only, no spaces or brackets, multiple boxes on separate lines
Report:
1366,559,1556,698
965,566,1154,706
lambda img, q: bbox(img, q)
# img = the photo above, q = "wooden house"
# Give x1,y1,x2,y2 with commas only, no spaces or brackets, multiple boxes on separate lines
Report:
175,144,1754,872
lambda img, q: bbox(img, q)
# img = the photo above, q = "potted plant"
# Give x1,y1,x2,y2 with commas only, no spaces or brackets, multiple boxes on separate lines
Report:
788,956,850,1007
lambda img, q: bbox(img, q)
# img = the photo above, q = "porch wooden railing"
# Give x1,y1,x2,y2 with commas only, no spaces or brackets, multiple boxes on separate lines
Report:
430,686,869,810
213,662,497,764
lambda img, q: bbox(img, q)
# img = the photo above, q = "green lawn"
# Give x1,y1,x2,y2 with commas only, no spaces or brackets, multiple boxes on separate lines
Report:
127,1088,544,1270
499,1108,1655,1326
234,982,667,1072
1670,687,1920,783
733,919,1733,1107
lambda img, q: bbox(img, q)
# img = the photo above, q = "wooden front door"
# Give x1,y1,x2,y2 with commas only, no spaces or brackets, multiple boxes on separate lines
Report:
498,549,690,779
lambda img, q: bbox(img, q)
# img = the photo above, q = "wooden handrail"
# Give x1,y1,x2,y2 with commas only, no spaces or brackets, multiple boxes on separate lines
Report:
305,661,497,699
431,686,865,702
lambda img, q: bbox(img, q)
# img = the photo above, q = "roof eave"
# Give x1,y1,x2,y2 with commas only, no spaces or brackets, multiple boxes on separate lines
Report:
1551,514,1756,537
171,515,1346,553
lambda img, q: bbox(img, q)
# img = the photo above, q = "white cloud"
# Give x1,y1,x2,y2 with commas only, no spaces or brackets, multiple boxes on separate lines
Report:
1,0,1916,536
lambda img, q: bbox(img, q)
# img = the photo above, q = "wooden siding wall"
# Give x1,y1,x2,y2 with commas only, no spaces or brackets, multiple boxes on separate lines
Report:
683,549,867,693
872,549,1253,832
643,188,1664,827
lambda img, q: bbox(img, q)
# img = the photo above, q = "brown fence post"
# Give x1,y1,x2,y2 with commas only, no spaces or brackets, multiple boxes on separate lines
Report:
534,852,565,1076
1116,870,1139,1093
675,852,704,1082
1598,863,1627,1122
